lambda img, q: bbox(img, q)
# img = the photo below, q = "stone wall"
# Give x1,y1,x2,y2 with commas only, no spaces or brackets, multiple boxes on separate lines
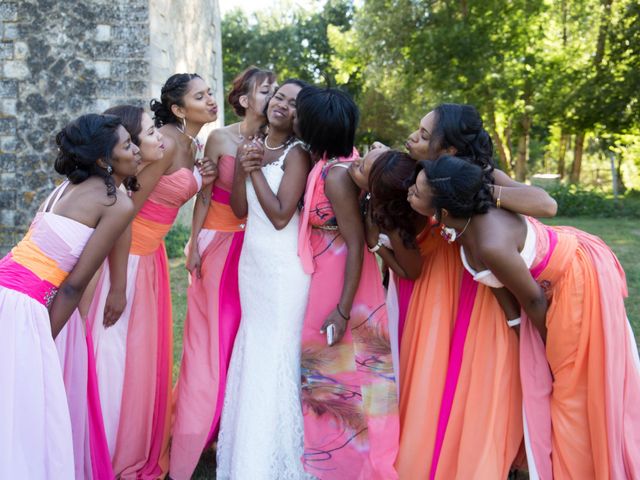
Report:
0,0,223,254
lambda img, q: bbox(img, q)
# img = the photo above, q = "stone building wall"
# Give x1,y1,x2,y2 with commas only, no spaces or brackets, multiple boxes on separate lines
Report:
0,0,223,254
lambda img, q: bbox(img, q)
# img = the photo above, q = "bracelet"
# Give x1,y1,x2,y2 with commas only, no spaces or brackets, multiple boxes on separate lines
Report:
336,304,350,321
367,241,383,253
496,185,503,209
506,317,521,328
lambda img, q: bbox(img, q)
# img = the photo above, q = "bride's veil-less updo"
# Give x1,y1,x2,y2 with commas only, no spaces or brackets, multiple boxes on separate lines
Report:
54,113,122,199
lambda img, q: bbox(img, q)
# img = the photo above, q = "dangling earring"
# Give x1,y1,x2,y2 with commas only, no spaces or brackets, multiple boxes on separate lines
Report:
106,165,113,175
176,117,186,134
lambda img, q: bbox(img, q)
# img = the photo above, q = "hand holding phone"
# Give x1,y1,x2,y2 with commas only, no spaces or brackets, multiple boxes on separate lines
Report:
326,324,336,346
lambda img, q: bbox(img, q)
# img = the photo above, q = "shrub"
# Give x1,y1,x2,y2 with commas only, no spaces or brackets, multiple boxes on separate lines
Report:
546,184,640,218
165,224,191,258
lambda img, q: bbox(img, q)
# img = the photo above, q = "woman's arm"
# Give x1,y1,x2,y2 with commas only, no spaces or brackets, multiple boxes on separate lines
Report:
322,166,365,345
102,224,132,327
479,237,548,341
249,146,310,230
186,183,211,279
50,192,135,338
230,144,257,218
492,169,558,218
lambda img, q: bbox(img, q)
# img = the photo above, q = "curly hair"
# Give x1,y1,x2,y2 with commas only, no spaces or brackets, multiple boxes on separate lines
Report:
149,73,202,127
368,150,421,247
429,103,495,185
419,155,494,219
54,113,122,199
228,66,276,117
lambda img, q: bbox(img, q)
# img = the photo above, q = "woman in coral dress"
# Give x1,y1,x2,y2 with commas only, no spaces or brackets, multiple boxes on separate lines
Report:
0,113,138,478
367,104,558,479
90,74,217,478
170,67,276,479
412,154,640,479
296,86,399,480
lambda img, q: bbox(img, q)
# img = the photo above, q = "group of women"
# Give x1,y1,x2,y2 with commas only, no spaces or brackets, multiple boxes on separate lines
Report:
0,64,638,480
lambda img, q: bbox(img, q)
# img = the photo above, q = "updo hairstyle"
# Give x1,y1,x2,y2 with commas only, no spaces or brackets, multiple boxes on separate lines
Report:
430,104,495,184
228,66,276,117
419,155,494,219
54,113,122,198
150,73,202,127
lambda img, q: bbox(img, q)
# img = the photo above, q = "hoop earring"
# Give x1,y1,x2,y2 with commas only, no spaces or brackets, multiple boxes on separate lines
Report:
176,117,186,134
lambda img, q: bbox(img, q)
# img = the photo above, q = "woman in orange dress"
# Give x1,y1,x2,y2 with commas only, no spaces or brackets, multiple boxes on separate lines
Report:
170,67,276,480
411,154,640,479
367,104,558,479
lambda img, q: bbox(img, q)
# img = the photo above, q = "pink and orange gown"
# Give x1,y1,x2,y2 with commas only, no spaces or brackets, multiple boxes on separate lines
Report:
298,158,399,480
170,154,245,479
90,168,201,478
0,181,93,478
397,226,522,480
515,218,640,479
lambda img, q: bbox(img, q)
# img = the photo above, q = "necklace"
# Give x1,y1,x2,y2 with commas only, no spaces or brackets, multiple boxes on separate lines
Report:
264,134,288,151
440,217,471,244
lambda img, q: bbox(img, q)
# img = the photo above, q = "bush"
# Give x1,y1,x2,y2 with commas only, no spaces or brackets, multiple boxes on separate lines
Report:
165,224,190,258
546,184,640,218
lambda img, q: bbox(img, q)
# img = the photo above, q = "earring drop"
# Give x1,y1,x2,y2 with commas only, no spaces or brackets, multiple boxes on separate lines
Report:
107,165,113,175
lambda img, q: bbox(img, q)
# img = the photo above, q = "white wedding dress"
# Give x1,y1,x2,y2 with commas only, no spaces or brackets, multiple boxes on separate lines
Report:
216,142,312,480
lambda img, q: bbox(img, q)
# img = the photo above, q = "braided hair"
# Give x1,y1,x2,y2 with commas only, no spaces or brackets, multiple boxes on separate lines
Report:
54,113,122,199
150,73,202,127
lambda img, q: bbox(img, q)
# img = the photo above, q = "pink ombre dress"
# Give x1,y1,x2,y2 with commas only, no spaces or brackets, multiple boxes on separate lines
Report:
0,181,94,479
90,168,201,479
298,158,399,480
170,154,245,479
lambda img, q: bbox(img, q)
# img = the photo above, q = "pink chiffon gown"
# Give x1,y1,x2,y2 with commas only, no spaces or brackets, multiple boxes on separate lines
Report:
0,181,93,479
298,157,399,480
170,154,245,479
90,168,201,479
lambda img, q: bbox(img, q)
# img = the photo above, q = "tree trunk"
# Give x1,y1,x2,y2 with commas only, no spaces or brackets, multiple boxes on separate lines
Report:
485,106,511,175
557,131,570,179
515,114,531,182
569,131,585,184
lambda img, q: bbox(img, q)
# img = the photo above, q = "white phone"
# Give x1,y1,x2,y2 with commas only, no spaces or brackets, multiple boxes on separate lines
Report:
326,324,336,346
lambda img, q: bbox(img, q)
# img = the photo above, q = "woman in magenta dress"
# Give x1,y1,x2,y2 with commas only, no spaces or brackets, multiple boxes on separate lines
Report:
296,86,399,479
170,66,277,479
0,113,139,478
89,74,218,478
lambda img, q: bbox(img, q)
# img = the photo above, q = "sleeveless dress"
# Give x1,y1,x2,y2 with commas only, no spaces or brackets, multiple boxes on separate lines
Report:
297,158,399,480
170,154,246,479
485,218,640,480
0,181,94,479
396,224,522,480
216,142,311,480
91,167,201,478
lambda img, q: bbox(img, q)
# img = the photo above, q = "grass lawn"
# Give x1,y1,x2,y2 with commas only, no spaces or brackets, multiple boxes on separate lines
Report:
168,216,639,477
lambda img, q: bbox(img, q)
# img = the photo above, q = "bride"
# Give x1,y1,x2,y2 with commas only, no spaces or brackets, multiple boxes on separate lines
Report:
216,79,312,479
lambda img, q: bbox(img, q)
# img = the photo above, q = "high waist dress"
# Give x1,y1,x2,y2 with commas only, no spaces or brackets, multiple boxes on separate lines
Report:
216,142,311,480
297,158,399,480
0,181,94,479
170,154,245,479
91,167,201,479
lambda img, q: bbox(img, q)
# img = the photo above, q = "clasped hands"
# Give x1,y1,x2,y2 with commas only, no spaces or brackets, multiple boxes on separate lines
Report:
236,137,265,175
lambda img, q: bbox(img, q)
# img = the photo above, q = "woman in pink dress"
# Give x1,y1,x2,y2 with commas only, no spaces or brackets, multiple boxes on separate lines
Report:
0,113,139,478
296,86,399,479
89,74,218,478
170,67,277,480
55,105,170,479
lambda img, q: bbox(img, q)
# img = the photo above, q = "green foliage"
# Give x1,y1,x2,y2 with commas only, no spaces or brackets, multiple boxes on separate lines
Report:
164,224,190,259
547,184,640,218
